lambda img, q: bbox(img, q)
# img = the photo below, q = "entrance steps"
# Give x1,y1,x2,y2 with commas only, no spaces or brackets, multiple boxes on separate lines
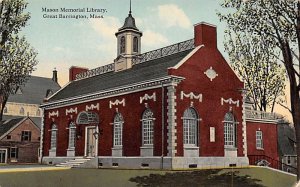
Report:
56,158,91,168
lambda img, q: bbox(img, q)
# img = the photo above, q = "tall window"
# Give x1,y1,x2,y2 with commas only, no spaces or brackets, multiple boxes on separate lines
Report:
19,107,25,115
142,109,154,145
21,131,31,141
120,36,125,54
133,37,138,52
36,109,41,116
224,112,237,148
50,124,58,150
10,147,18,159
68,122,76,149
183,107,198,146
113,113,124,147
256,130,263,149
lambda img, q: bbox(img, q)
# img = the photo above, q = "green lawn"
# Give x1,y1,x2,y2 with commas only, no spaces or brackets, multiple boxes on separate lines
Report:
0,167,296,187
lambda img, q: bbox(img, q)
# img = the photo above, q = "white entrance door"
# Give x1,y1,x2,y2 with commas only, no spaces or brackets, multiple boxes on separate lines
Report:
0,149,7,163
86,127,97,157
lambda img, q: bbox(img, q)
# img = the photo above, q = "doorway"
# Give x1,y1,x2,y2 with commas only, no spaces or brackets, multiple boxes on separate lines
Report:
85,127,97,157
0,149,7,163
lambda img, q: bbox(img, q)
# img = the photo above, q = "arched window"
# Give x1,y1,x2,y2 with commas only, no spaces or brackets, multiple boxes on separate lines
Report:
19,107,25,115
50,124,58,150
36,109,41,116
120,36,125,54
142,109,154,145
224,112,237,148
183,107,198,146
113,113,124,147
76,111,99,125
133,36,138,52
3,107,7,114
68,122,76,149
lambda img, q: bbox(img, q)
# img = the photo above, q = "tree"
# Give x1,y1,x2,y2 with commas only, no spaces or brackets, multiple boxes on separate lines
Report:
224,30,286,112
219,0,300,179
0,0,37,121
0,36,37,120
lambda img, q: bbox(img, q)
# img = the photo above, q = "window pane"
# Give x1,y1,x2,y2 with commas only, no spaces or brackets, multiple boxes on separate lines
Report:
183,108,198,146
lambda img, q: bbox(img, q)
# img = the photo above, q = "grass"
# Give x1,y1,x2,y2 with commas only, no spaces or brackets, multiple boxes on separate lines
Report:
0,167,296,187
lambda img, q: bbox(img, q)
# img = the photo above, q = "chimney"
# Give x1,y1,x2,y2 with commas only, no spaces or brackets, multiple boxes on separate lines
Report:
194,22,217,48
69,66,89,81
52,68,58,83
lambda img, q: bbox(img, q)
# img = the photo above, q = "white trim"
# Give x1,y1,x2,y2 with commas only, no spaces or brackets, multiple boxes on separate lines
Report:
0,148,8,163
246,119,278,124
39,108,45,163
180,91,202,102
66,107,78,115
86,103,99,111
48,110,59,118
170,45,204,69
221,98,240,107
140,92,156,103
109,98,125,109
41,75,184,109
46,81,72,101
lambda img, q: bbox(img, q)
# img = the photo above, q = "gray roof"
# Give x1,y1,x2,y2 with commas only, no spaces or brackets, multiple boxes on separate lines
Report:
278,122,296,156
3,115,42,129
0,118,24,137
8,76,61,105
49,50,192,102
119,12,139,31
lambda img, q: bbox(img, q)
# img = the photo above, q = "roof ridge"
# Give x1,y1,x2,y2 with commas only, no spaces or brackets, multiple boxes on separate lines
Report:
75,38,194,81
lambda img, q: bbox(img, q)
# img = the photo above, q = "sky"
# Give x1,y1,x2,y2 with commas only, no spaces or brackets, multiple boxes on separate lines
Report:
20,0,292,121
22,0,227,86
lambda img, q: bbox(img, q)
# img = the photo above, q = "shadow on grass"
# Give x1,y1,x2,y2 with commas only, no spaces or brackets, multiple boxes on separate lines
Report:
129,169,265,187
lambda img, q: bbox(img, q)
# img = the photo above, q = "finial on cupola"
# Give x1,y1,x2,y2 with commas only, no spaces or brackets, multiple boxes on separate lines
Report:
129,0,132,14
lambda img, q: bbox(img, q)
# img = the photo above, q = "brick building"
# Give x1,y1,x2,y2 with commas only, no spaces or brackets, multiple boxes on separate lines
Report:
0,117,40,163
40,9,279,169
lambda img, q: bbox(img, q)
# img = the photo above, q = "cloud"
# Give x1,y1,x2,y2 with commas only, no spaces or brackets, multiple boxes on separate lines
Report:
89,16,120,41
89,16,121,57
142,30,169,49
158,4,192,29
53,47,65,52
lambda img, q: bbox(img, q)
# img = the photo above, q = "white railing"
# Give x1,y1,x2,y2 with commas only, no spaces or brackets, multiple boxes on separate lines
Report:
245,110,282,121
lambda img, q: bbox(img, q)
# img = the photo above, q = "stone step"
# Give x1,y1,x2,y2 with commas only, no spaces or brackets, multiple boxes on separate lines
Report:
56,158,91,168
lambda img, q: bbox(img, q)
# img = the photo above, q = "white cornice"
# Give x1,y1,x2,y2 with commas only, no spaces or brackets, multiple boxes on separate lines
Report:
41,75,184,110
170,45,204,70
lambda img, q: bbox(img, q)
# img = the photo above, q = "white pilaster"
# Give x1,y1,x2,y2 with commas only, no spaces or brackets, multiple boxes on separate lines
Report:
167,85,177,157
242,90,248,156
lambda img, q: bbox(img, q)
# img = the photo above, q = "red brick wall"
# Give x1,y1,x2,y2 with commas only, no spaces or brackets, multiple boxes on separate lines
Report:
69,66,88,82
43,88,169,157
169,43,244,157
246,121,279,161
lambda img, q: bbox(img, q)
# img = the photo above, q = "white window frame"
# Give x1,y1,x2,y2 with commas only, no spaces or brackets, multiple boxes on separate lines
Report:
10,147,18,160
113,113,124,147
21,130,31,141
141,109,154,146
50,124,58,150
223,112,238,148
19,107,25,115
256,130,263,149
68,122,76,150
183,108,199,147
